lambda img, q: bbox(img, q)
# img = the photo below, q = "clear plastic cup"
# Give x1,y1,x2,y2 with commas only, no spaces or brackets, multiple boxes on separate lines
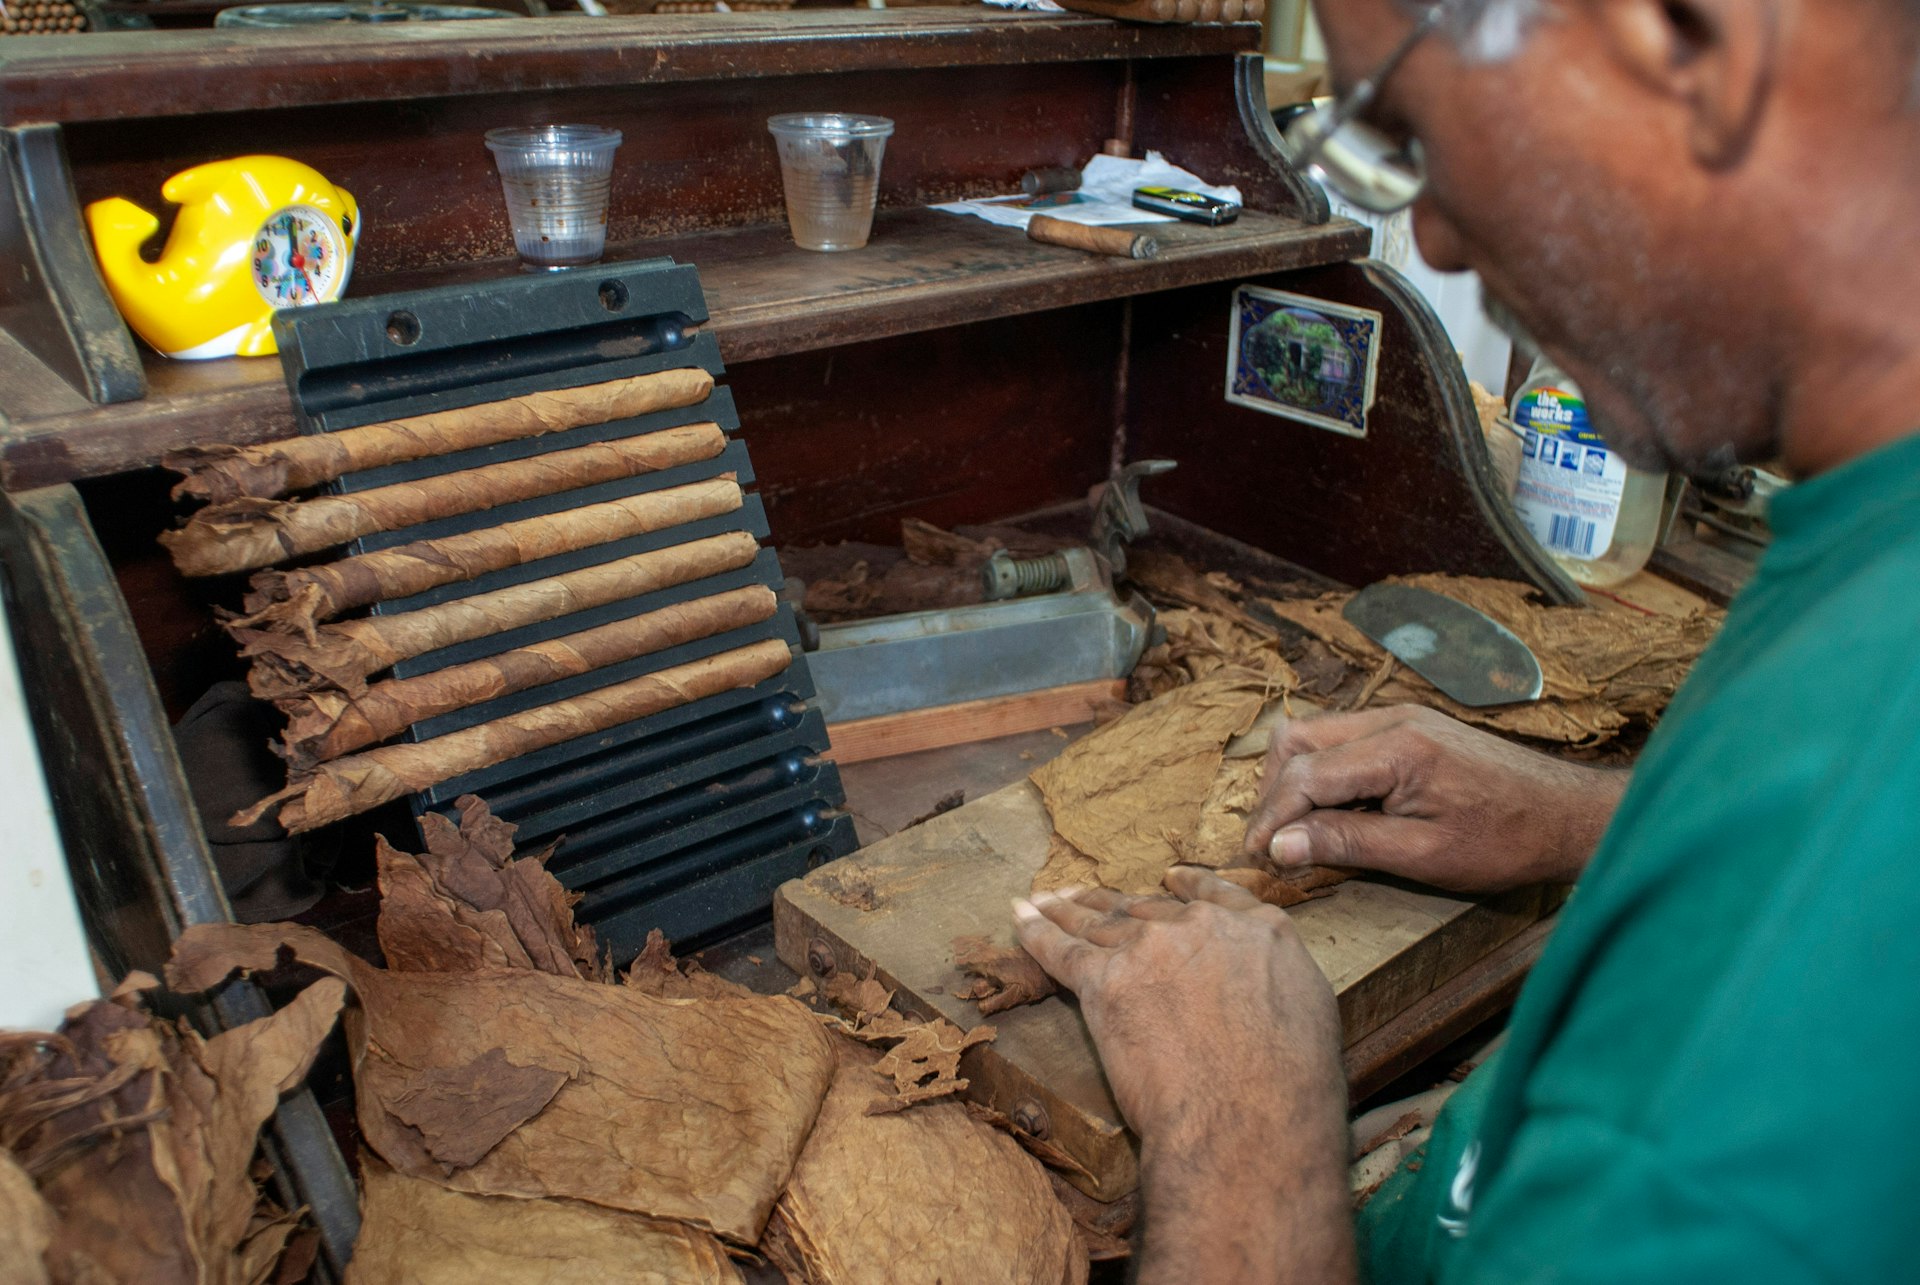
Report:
484,124,622,270
767,113,894,252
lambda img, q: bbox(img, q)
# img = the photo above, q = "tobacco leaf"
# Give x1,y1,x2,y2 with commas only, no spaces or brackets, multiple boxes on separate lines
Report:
378,794,614,981
235,479,744,639
382,1048,569,1173
166,369,716,505
0,1149,52,1285
1263,574,1722,746
163,424,729,578
1047,1170,1137,1261
345,1160,742,1285
763,1047,1082,1285
277,586,776,766
235,530,760,700
4,976,342,1285
1030,674,1274,894
166,921,836,1245
622,929,755,1001
1128,606,1297,703
237,639,794,834
899,517,998,567
836,1010,995,1115
820,969,893,1024
1209,865,1350,908
951,935,1058,1016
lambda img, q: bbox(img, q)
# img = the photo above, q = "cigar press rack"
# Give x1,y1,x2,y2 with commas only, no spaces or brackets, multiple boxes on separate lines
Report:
272,259,857,956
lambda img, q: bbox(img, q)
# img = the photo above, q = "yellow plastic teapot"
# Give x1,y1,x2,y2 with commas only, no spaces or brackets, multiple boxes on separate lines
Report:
87,156,360,360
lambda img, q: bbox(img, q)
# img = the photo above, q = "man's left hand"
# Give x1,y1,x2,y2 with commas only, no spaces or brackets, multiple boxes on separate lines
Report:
1013,868,1356,1283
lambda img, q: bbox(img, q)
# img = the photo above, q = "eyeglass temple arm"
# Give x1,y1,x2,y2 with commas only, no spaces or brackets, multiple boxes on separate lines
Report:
1321,3,1449,135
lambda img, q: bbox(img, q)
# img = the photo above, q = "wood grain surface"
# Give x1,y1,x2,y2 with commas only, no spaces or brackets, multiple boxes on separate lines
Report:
775,763,1547,1200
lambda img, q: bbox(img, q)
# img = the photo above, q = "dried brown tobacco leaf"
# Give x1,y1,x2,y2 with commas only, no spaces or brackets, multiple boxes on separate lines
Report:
764,1049,1081,1285
899,517,998,567
0,1150,52,1285
345,1160,743,1285
1209,865,1350,908
1129,606,1297,702
277,586,777,766
236,639,793,834
951,934,1058,1015
5,975,344,1285
235,477,744,639
167,921,835,1244
1030,831,1104,896
163,424,729,578
1047,1170,1137,1261
1263,574,1722,746
235,530,760,700
383,1048,570,1173
622,929,754,1001
166,369,716,505
405,797,608,984
839,1010,995,1115
1030,674,1274,894
1125,549,1281,638
821,968,894,1024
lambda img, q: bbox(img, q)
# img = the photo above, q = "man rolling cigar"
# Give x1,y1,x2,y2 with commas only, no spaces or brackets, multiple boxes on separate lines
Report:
1013,0,1920,1280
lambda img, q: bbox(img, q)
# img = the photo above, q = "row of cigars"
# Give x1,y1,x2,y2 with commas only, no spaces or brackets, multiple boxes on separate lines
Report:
160,368,794,834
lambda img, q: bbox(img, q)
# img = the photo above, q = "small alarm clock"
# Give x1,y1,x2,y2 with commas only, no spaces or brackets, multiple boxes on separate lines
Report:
87,156,360,360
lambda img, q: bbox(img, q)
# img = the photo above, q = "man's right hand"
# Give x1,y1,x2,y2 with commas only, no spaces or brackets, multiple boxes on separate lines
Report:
1241,705,1627,893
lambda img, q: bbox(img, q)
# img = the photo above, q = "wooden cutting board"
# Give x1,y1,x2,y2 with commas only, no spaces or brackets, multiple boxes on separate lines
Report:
774,766,1546,1200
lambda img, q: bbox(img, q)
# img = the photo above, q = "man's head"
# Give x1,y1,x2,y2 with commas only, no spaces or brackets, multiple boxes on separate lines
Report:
1313,0,1920,475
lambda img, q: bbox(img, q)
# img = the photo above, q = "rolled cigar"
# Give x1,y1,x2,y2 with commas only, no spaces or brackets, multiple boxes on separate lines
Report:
236,638,795,834
1026,214,1158,260
277,584,778,767
165,368,714,505
163,422,727,577
234,476,743,638
234,530,763,699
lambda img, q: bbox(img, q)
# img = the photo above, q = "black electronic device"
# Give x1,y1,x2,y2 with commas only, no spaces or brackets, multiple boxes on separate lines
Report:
1131,185,1241,226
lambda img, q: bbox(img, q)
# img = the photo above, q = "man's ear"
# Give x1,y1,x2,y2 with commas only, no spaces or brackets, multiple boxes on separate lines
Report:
1593,0,1779,165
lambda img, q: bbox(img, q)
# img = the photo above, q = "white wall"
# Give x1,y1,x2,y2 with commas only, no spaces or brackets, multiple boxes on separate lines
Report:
0,590,100,1031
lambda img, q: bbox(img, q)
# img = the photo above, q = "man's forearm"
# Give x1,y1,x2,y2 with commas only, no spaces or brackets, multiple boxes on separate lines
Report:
1133,1091,1356,1284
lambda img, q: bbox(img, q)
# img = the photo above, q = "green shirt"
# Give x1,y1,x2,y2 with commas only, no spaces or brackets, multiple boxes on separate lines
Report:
1359,430,1920,1282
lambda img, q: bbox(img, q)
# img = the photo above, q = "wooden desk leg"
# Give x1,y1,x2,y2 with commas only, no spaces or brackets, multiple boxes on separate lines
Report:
1343,915,1555,1104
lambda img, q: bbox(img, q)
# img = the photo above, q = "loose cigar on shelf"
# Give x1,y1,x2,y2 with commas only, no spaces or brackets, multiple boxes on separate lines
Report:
1026,214,1159,260
233,476,744,637
234,530,764,700
165,367,716,505
162,422,728,577
276,584,778,768
236,637,795,834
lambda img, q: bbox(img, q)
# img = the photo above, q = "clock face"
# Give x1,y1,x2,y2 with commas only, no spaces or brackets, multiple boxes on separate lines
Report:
250,205,347,307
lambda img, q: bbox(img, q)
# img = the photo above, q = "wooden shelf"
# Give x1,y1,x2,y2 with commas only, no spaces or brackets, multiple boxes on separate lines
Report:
0,11,1254,125
0,206,1365,489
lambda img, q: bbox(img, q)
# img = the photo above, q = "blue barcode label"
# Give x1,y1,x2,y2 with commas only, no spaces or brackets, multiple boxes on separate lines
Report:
1548,513,1598,556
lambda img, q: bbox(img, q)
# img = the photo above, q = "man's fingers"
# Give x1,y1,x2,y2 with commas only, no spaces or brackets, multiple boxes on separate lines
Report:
1068,887,1143,914
1263,706,1417,766
1069,885,1190,922
1164,865,1266,912
1029,889,1142,946
1012,899,1102,992
1243,734,1408,859
1263,810,1438,880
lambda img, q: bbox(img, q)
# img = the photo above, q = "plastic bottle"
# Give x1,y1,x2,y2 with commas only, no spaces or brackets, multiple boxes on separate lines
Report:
1507,359,1667,588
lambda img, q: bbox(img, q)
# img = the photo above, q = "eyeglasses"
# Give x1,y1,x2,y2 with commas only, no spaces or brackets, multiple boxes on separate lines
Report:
1280,4,1446,214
